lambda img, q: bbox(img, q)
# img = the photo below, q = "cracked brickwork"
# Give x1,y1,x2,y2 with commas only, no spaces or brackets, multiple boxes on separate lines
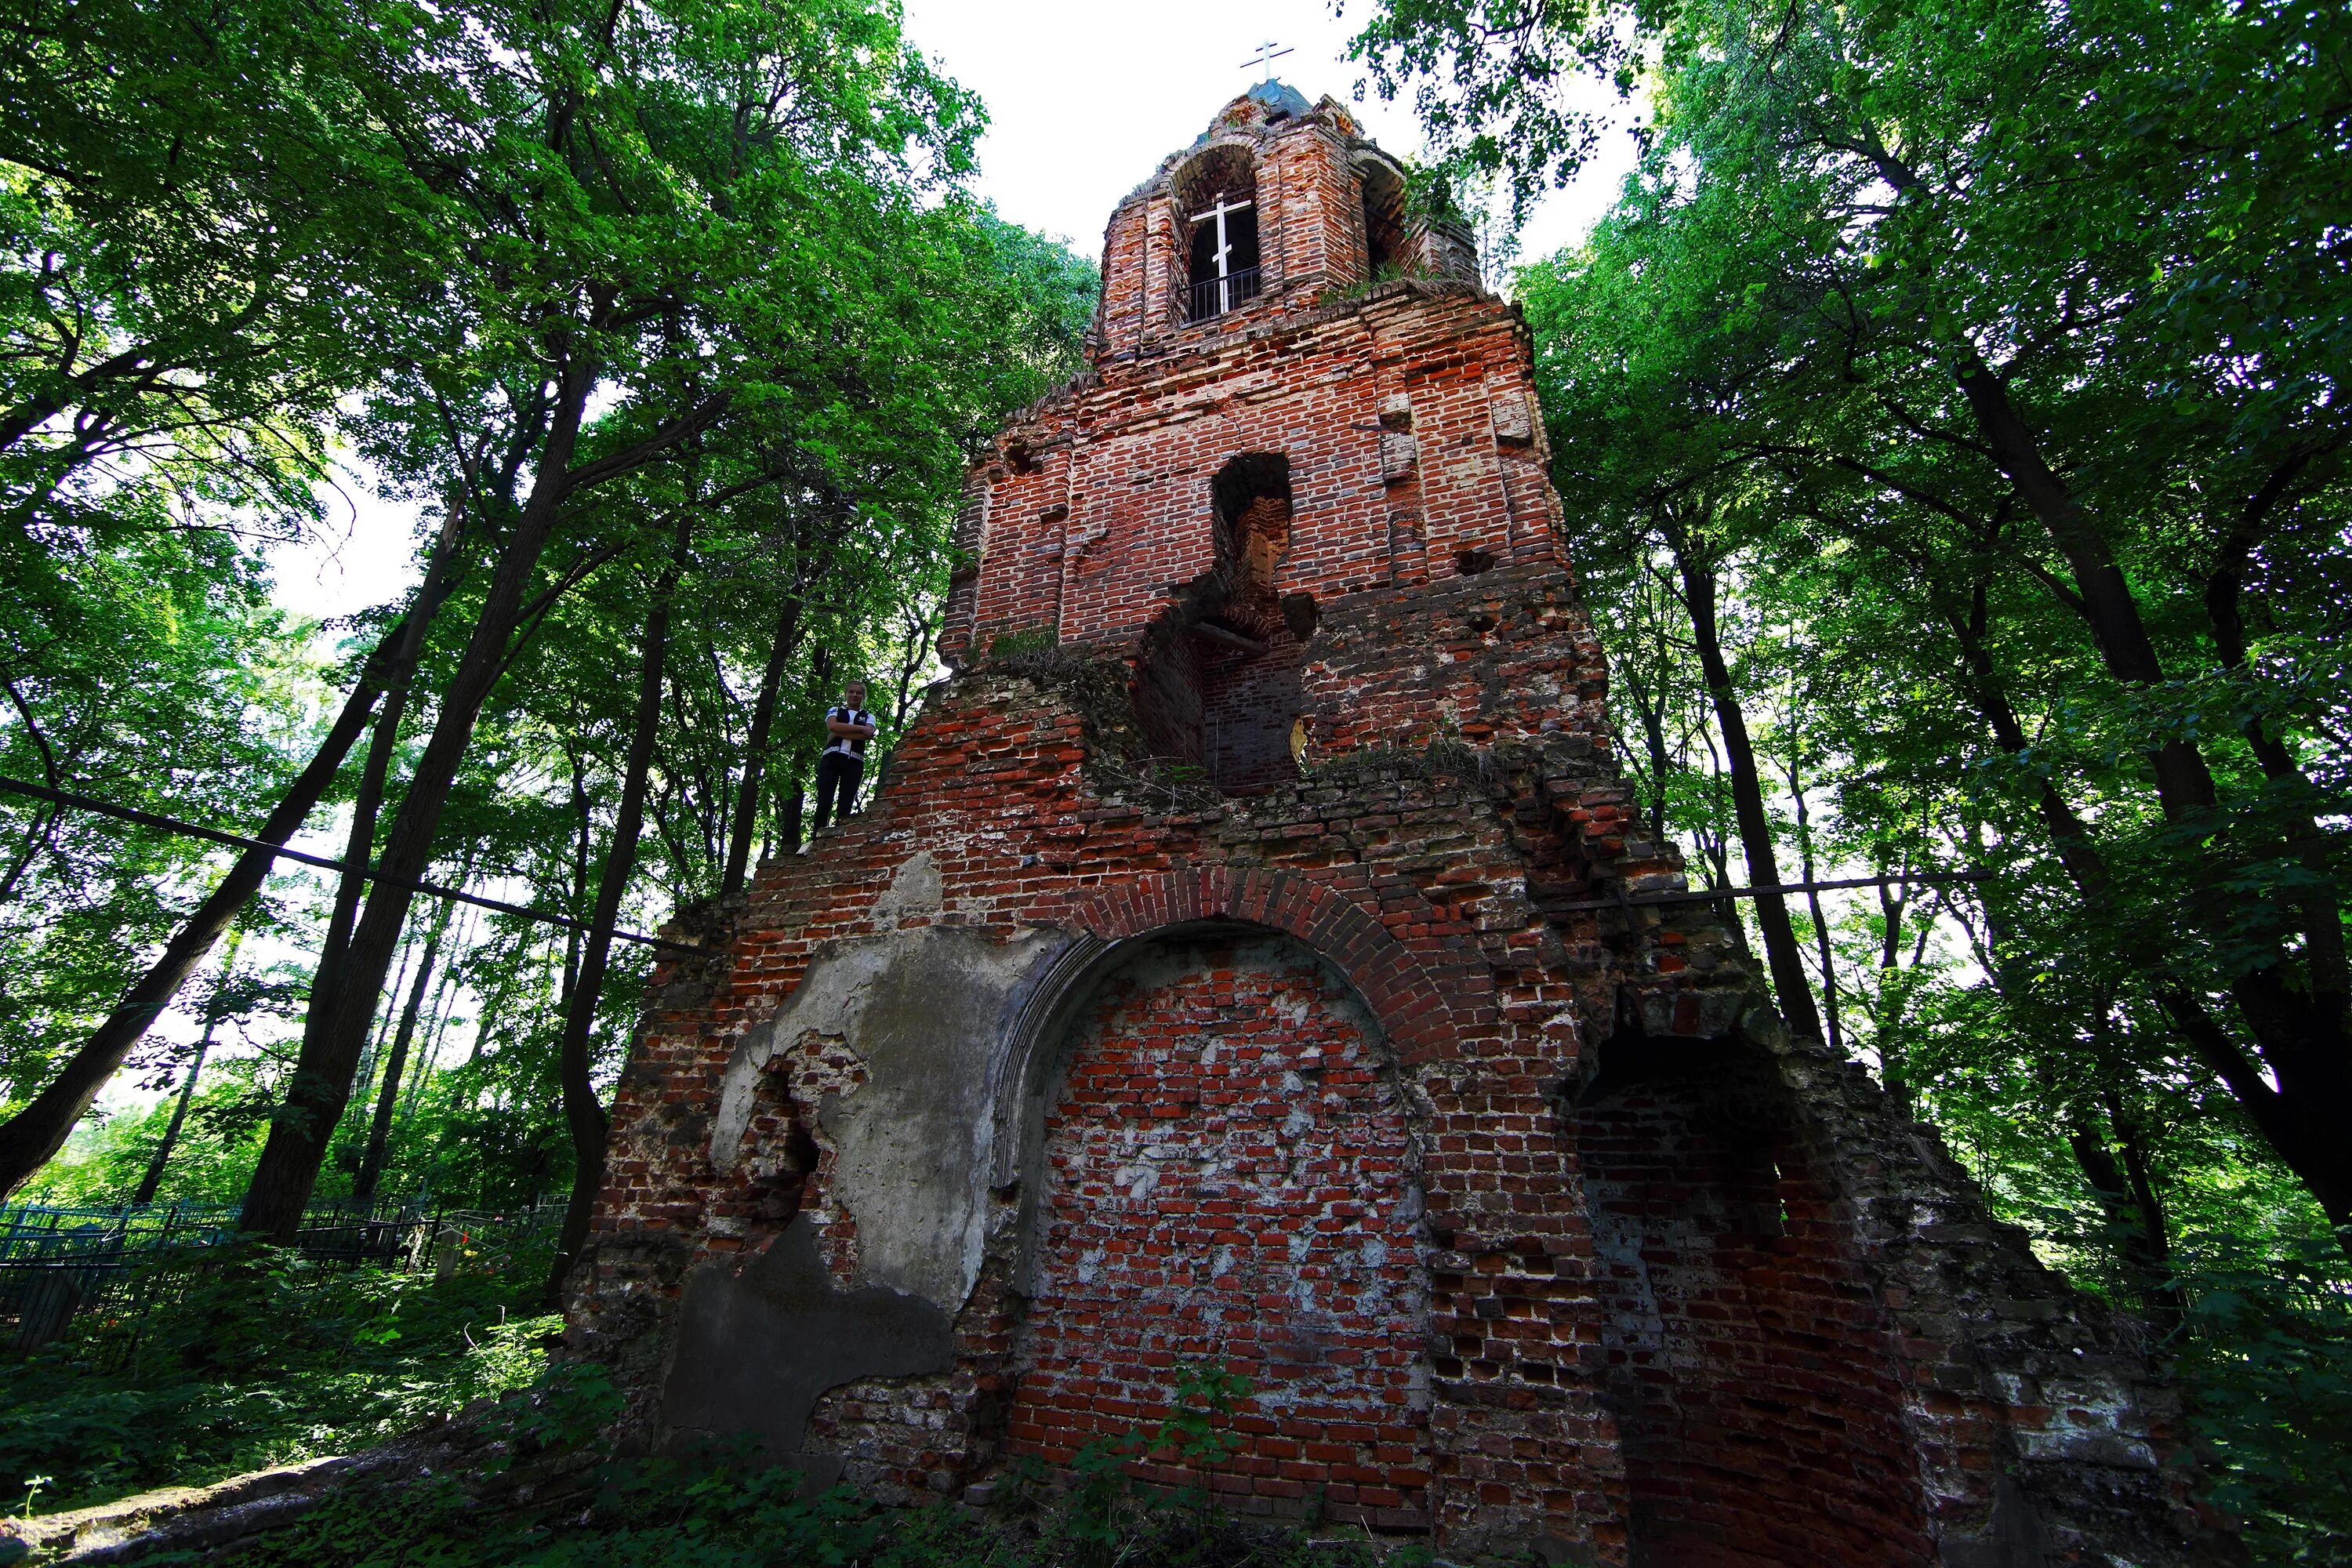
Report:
566,85,2237,1567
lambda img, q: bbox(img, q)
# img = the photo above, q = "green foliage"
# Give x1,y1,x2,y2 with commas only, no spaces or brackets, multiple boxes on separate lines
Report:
1011,1360,1258,1564
1359,0,2352,1548
215,1436,1408,1568
2176,1240,2352,1565
1,0,1099,1225
159,1364,1360,1568
28,1070,269,1204
1348,0,1664,221
0,537,320,1115
0,1249,559,1512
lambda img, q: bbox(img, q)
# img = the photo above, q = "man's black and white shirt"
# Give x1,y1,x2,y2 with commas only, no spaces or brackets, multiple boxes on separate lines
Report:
824,706,875,758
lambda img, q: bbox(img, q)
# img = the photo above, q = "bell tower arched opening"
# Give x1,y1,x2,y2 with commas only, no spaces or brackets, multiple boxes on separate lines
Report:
1361,158,1409,278
1173,147,1261,321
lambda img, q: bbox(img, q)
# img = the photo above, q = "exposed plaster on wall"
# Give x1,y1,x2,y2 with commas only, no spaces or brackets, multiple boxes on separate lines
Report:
709,926,1075,1310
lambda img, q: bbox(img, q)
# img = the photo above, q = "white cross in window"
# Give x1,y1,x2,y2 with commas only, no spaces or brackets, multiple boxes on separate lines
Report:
1189,192,1254,314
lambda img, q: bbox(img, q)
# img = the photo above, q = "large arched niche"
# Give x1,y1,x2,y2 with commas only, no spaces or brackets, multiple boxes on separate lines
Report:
991,920,1434,1526
1576,1032,1933,1566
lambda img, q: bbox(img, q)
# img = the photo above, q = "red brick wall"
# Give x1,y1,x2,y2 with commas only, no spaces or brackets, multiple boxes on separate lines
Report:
1007,932,1430,1526
1197,635,1306,789
1581,1050,1933,1566
574,642,1635,1555
577,628,2219,1563
963,286,1564,670
1261,120,1359,299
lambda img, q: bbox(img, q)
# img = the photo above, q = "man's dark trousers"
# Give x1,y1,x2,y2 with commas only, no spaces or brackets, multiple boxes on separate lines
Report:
814,750,864,830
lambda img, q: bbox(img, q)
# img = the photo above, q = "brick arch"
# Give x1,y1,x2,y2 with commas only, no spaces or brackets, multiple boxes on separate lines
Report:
1058,868,1482,1066
993,916,1440,1529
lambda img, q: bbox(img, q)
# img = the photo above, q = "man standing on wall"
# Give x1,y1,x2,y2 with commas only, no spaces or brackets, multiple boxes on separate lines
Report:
812,679,877,834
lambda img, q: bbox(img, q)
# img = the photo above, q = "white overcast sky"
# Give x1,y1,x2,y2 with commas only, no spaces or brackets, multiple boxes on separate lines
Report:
272,0,1641,626
897,0,1637,265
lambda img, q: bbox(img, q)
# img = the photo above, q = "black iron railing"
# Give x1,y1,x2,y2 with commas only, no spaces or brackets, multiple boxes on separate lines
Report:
0,1197,560,1359
1188,265,1262,322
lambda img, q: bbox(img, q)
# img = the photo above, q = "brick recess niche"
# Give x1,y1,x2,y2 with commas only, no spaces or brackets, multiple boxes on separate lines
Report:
568,85,2238,1567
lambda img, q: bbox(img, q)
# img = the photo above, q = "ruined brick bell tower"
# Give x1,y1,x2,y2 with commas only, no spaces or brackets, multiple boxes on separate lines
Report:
572,85,2235,1566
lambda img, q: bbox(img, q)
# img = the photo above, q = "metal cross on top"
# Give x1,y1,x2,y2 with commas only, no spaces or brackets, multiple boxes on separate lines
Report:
1240,40,1294,80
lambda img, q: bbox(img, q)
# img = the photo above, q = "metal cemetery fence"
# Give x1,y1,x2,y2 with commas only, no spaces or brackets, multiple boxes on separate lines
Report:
0,1197,560,1358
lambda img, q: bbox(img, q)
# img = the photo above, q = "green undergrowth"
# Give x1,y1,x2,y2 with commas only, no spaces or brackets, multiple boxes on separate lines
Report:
187,1359,1425,1568
0,1247,557,1516
199,1446,1428,1568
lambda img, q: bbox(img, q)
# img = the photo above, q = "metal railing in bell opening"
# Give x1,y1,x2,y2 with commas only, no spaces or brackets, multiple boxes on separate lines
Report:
0,1196,557,1358
1188,265,1262,321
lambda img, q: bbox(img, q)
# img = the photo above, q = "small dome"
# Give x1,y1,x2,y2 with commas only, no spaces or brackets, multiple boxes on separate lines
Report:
1242,79,1313,119
1192,79,1318,145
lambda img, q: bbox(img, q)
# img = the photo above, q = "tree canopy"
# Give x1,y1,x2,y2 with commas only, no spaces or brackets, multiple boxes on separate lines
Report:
1359,0,2350,1550
0,0,1096,1250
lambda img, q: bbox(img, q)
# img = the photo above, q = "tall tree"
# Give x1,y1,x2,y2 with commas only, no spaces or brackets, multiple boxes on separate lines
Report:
238,0,991,1238
545,520,688,1302
350,894,456,1208
1654,496,1828,1043
130,925,248,1205
0,622,405,1196
1380,0,2352,1230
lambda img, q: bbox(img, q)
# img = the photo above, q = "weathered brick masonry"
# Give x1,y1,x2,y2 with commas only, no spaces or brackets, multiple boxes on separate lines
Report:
568,85,2236,1566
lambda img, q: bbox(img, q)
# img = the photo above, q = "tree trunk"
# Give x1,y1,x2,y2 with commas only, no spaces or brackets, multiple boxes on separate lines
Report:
399,950,463,1128
132,927,246,1205
0,624,405,1200
351,897,452,1207
2103,1083,2187,1334
1632,675,1673,844
720,593,804,898
1955,363,2348,1239
405,910,470,1125
886,603,938,729
239,356,599,1240
1953,356,2214,805
1870,878,1926,1115
353,922,423,1114
779,782,804,853
1661,508,1828,1044
562,753,593,1006
293,501,470,1120
546,523,688,1306
1943,584,2352,1238
1784,749,1843,1056
2065,1109,2185,1338
2201,485,2350,1031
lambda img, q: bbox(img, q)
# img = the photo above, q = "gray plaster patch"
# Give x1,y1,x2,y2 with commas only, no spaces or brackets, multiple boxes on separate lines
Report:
869,849,942,921
708,925,1075,1310
662,1216,953,1475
